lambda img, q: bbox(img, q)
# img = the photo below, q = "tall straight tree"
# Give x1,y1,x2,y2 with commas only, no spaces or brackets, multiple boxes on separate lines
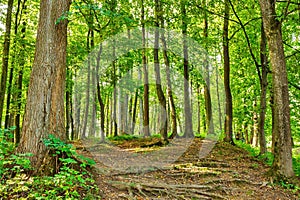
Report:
160,9,177,138
223,0,234,144
0,0,14,126
181,0,193,137
16,0,71,171
258,23,268,155
5,0,23,129
259,0,294,178
202,0,214,135
141,0,150,137
154,0,168,141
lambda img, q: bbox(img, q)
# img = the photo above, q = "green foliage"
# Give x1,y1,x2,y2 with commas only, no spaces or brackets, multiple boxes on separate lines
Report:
235,140,274,166
108,134,139,141
0,133,100,199
292,154,300,177
151,134,162,139
0,127,32,180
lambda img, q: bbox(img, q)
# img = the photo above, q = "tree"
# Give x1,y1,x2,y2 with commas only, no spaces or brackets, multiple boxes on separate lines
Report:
16,0,71,172
181,0,193,138
258,23,268,154
259,0,294,178
0,0,14,127
160,6,177,139
223,0,234,144
154,0,168,141
141,0,150,137
202,0,214,135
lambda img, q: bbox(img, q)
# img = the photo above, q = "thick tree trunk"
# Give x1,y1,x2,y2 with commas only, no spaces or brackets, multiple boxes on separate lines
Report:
259,0,294,178
181,0,193,138
16,0,71,172
223,0,234,144
0,0,14,126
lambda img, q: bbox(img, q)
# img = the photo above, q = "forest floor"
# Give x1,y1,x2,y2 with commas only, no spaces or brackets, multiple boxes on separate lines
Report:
74,137,300,200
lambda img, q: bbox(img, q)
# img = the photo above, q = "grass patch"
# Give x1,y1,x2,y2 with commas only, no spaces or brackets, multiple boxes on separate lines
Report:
107,134,139,141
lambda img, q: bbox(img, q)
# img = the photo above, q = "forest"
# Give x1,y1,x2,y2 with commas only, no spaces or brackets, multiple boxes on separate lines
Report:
0,0,299,199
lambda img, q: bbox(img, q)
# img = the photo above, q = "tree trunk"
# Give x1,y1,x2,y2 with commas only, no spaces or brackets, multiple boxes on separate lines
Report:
0,0,14,126
4,0,23,130
112,49,118,137
223,0,234,144
154,0,168,141
259,0,294,178
95,46,105,142
258,23,268,154
131,89,138,133
216,67,222,131
202,0,214,135
197,86,201,134
141,0,150,137
160,8,177,139
89,31,96,137
16,0,71,172
181,0,193,138
15,20,25,143
82,29,92,138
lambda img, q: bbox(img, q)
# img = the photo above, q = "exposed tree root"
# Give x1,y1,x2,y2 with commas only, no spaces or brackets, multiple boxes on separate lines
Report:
109,181,227,199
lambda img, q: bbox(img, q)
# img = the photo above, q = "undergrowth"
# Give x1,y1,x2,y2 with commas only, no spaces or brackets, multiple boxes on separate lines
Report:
235,140,300,194
0,128,100,199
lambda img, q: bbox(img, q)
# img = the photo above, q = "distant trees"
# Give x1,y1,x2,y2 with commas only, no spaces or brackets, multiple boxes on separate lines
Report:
0,0,14,126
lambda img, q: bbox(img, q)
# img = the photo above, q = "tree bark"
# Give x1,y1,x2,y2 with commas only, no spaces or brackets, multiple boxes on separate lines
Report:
82,29,92,138
154,0,168,141
15,18,26,144
141,0,150,137
96,44,105,142
202,0,214,135
160,6,177,139
259,0,294,178
181,0,193,138
16,0,71,172
223,0,234,144
258,23,268,154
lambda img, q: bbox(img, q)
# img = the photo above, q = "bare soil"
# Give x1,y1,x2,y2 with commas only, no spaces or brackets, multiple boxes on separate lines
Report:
74,138,300,200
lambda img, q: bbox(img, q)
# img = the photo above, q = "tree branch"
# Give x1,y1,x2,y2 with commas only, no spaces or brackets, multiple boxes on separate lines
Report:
229,17,261,40
228,0,262,83
277,0,300,6
196,5,239,24
281,0,291,22
289,82,300,90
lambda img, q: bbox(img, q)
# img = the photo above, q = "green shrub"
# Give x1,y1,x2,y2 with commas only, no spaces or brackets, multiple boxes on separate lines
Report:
0,132,100,199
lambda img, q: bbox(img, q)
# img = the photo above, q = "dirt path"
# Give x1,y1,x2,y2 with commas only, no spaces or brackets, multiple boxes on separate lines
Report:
74,138,299,200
